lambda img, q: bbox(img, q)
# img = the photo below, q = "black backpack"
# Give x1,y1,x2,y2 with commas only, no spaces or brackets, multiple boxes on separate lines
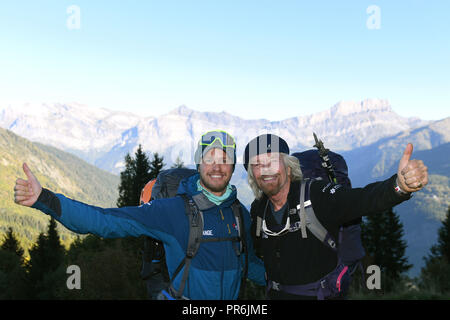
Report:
140,168,248,300
294,149,351,188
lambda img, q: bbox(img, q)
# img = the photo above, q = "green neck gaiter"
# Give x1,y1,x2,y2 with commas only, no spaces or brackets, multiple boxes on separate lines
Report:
197,179,232,206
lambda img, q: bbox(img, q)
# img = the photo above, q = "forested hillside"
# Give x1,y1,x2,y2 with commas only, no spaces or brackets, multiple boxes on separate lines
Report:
0,127,120,254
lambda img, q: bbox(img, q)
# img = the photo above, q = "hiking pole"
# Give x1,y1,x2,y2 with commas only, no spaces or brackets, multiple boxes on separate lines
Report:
313,132,337,184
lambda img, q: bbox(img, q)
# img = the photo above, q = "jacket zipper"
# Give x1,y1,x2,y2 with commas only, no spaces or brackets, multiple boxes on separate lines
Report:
219,208,225,299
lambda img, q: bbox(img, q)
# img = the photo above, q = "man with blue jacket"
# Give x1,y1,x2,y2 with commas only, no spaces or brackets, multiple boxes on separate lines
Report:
13,130,266,300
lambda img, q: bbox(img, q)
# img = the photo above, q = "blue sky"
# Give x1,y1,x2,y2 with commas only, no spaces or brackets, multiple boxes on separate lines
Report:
0,0,449,121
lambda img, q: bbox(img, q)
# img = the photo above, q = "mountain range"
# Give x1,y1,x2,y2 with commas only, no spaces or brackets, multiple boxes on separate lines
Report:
0,99,429,174
0,99,448,276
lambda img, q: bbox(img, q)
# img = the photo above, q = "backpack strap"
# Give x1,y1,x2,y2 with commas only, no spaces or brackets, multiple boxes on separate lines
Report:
231,200,248,298
231,200,246,254
255,215,263,237
299,179,337,251
298,180,308,238
169,194,204,299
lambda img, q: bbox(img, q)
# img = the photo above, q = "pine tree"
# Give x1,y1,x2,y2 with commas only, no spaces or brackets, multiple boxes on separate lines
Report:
117,145,155,208
0,227,28,299
435,206,450,262
361,208,412,292
420,207,450,293
46,218,65,271
171,156,185,169
133,145,153,205
149,152,164,179
27,218,66,299
1,227,25,264
382,209,412,282
0,249,29,299
117,153,136,208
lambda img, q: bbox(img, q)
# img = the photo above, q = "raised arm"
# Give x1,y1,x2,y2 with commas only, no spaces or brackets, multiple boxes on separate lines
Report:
310,143,428,226
14,163,180,242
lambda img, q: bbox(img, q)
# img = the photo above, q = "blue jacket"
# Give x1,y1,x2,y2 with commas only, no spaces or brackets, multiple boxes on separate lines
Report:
32,173,266,300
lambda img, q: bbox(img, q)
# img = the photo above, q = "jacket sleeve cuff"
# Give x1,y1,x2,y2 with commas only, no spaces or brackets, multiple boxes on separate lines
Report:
391,174,412,200
32,188,62,217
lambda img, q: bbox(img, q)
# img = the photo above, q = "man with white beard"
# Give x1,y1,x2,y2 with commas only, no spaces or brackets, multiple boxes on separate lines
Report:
243,133,428,300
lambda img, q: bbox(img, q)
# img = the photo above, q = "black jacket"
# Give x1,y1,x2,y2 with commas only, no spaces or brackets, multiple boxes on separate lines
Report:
250,174,411,300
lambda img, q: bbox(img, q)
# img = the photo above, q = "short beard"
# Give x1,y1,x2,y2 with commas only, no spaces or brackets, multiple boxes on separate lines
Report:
199,170,230,194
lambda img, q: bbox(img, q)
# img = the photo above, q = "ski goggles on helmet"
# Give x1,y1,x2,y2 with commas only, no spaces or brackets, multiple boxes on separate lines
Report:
194,130,237,166
199,130,236,149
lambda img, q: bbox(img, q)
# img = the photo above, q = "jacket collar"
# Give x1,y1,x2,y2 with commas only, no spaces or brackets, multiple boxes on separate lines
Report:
177,173,238,211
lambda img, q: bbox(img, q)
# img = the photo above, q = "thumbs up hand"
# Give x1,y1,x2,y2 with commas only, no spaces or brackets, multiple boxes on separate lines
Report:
14,163,42,207
396,143,428,193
